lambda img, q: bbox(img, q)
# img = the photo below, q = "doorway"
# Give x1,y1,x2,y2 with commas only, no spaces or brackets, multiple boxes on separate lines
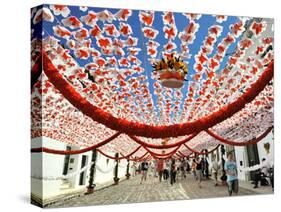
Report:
79,155,88,185
62,146,71,175
246,144,260,180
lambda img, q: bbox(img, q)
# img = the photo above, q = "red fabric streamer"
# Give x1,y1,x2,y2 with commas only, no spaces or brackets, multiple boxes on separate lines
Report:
205,126,273,146
31,132,121,155
43,52,274,138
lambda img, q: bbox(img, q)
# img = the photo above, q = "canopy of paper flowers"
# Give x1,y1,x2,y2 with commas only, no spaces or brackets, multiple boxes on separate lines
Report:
31,5,274,160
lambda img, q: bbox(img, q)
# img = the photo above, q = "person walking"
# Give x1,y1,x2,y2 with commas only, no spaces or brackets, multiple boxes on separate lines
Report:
180,158,187,179
166,159,171,181
163,159,168,180
152,160,158,177
191,159,197,179
140,160,149,184
157,159,164,182
203,157,209,179
195,157,203,188
186,158,191,174
131,161,137,177
224,152,238,196
211,158,220,186
176,159,181,181
170,158,177,185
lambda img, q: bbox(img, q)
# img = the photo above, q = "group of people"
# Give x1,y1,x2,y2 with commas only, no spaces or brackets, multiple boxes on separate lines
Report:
190,157,210,188
139,157,208,186
132,151,273,196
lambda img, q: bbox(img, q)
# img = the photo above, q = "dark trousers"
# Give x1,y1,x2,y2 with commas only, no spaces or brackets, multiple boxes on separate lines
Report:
158,171,163,182
163,169,169,180
253,172,262,186
170,171,176,185
205,167,209,178
227,179,238,196
254,172,268,187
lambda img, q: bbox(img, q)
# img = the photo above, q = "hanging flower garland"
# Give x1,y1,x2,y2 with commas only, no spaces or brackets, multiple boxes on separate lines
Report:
142,145,181,157
205,126,273,146
129,152,149,162
97,145,142,160
31,132,121,155
43,52,273,138
183,143,220,155
129,133,197,149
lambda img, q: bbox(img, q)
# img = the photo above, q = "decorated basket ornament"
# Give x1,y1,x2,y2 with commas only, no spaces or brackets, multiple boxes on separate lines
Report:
152,54,188,88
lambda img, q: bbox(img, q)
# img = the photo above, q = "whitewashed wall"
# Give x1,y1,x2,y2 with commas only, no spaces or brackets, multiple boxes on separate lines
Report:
234,146,248,180
31,137,129,200
95,152,128,185
94,152,115,185
31,137,66,199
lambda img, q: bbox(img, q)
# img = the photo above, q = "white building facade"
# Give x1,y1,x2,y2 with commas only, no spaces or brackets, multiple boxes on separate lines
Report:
31,137,131,203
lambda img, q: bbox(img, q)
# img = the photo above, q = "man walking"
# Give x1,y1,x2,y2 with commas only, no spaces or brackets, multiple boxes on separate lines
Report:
170,159,177,185
211,157,220,186
224,152,238,196
140,160,149,184
195,157,203,188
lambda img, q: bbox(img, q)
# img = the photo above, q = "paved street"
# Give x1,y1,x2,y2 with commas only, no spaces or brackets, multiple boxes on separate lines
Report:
48,173,273,208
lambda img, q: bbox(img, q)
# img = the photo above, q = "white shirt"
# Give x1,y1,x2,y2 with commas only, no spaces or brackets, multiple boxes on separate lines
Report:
211,161,219,173
261,159,270,175
241,152,273,173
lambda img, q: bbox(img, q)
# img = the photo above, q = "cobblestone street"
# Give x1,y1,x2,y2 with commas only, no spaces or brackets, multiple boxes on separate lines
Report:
48,173,273,208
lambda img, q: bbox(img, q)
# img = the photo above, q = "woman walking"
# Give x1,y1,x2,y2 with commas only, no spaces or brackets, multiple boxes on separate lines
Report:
157,159,164,182
131,161,137,177
191,159,197,179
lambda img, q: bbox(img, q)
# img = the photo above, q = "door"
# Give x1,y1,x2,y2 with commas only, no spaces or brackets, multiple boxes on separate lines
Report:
62,146,71,175
246,144,260,180
79,155,88,185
